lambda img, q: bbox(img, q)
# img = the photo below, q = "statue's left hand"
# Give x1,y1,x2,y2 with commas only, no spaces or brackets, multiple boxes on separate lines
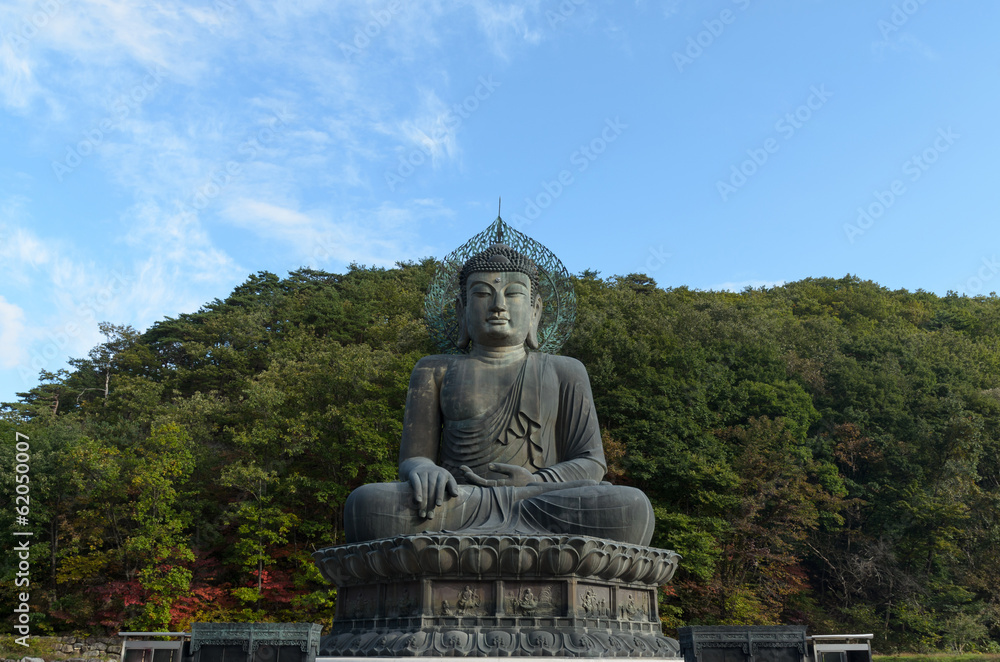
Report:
461,463,541,487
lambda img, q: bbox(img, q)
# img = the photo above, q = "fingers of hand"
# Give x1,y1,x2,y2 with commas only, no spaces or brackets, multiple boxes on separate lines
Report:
461,465,486,486
411,473,423,504
489,462,515,477
432,471,445,507
424,477,435,517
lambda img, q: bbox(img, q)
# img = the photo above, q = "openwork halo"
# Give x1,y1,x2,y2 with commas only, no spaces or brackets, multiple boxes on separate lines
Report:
425,217,577,354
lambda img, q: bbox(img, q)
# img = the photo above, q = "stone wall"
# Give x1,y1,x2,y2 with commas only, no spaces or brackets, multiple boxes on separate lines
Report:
3,636,122,662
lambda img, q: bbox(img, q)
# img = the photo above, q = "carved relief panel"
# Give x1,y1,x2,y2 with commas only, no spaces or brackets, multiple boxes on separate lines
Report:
616,587,654,622
433,581,493,617
503,582,562,617
577,583,613,618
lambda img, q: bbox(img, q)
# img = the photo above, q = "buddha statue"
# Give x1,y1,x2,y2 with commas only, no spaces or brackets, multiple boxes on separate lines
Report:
316,221,682,658
342,241,655,545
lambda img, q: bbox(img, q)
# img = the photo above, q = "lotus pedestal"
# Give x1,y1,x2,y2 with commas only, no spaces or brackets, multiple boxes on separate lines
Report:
312,534,682,658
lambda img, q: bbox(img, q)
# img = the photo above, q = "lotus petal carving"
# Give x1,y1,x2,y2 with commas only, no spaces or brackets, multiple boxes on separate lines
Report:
628,634,653,655
387,543,421,575
564,632,600,655
620,553,652,583
576,547,611,577
419,544,458,574
519,629,560,656
499,544,537,575
540,544,580,575
342,552,371,581
599,550,632,580
403,631,432,655
460,545,498,576
365,548,391,577
434,630,474,655
315,554,347,584
477,629,515,656
314,533,680,587
645,553,679,585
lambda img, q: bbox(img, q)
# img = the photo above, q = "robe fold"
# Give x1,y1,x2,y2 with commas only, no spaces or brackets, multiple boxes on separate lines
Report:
439,353,606,484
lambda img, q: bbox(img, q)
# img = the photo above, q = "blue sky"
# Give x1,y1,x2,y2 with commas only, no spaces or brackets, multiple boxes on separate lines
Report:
1,0,999,403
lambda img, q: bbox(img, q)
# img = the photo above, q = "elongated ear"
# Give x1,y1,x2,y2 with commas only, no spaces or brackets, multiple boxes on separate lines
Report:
525,296,543,350
456,296,470,350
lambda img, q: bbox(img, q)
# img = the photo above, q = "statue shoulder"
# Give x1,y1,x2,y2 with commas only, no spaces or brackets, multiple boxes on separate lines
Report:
540,354,591,382
411,354,458,380
414,353,455,368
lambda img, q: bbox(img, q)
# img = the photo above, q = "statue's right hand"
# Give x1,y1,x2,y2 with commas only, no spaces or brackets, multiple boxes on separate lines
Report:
407,463,458,520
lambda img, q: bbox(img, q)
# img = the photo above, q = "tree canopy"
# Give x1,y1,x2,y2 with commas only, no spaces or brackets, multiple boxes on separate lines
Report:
4,262,1000,652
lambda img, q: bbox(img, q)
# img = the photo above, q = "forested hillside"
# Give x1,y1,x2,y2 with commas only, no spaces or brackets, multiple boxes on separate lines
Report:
4,262,1000,652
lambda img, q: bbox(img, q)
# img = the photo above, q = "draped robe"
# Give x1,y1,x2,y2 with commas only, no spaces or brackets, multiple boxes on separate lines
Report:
344,353,654,545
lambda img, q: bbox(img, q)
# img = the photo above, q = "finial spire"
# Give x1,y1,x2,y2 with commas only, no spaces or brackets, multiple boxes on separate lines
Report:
496,196,503,243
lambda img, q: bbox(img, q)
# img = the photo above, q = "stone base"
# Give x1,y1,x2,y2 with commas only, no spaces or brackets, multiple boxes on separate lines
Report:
319,657,683,661
189,623,323,662
313,534,681,657
320,627,679,657
677,626,807,662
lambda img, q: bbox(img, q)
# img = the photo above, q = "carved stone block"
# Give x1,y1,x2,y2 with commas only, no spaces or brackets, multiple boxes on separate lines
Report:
434,581,492,617
189,623,322,662
313,534,682,657
678,626,807,662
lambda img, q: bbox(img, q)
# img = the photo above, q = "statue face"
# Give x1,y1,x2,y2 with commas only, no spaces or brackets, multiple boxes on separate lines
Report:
464,271,540,348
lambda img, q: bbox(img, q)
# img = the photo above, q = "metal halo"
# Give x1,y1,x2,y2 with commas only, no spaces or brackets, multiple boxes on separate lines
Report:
424,217,577,354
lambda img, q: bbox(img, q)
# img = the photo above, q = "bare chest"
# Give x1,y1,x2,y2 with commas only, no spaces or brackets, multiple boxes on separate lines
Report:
440,359,524,421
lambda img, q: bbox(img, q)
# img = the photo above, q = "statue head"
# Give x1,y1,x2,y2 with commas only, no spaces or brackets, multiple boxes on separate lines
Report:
456,243,543,350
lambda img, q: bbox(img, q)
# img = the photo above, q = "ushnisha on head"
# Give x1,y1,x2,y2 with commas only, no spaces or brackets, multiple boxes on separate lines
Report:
458,243,540,305
456,243,543,351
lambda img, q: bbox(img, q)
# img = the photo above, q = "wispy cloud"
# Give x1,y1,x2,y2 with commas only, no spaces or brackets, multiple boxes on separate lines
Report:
0,0,576,399
468,0,544,56
221,197,449,268
0,296,27,369
125,202,244,291
0,216,136,385
391,88,462,165
0,41,40,110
